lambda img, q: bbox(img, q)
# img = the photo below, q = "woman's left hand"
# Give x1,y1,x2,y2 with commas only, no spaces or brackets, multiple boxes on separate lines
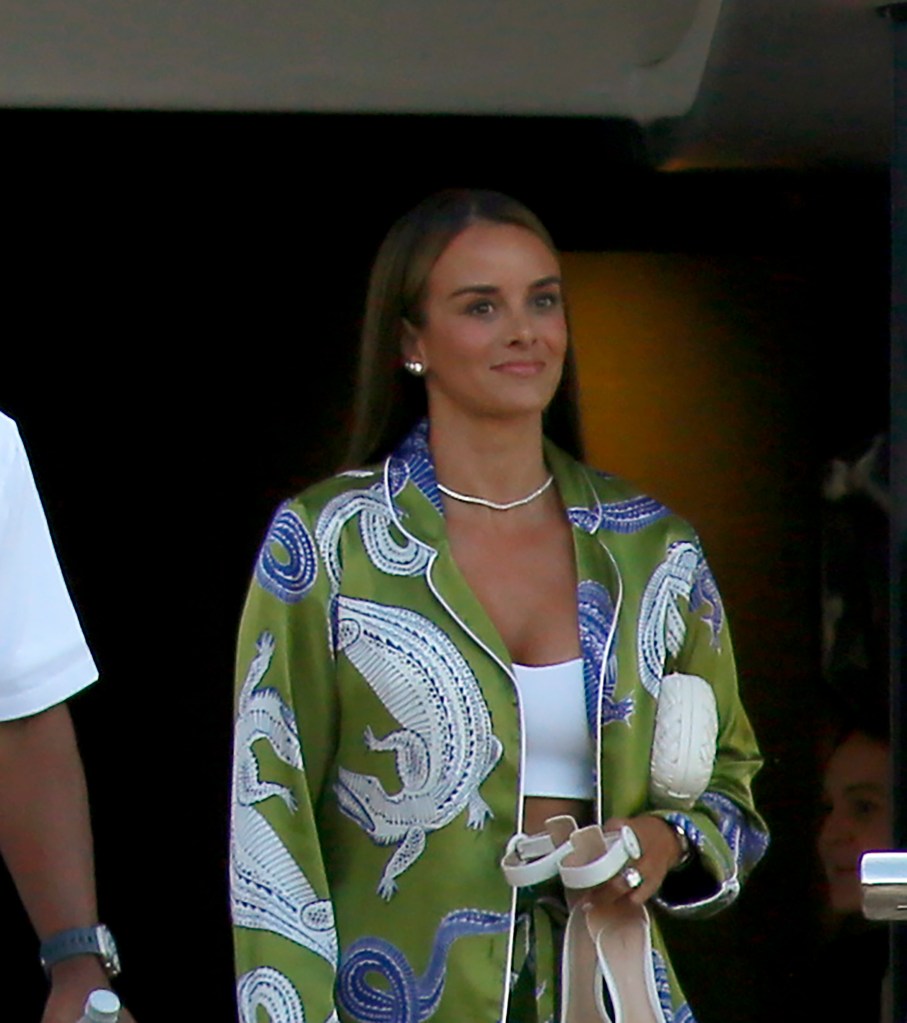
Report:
579,814,684,910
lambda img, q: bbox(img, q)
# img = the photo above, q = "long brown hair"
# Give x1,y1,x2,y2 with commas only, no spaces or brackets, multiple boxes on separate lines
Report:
343,189,584,467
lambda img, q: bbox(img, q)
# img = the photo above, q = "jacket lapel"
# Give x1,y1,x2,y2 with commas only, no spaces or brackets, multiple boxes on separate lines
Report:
382,422,514,673
384,424,623,685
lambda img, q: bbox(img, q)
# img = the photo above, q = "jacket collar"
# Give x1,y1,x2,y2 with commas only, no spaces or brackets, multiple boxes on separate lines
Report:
382,418,605,545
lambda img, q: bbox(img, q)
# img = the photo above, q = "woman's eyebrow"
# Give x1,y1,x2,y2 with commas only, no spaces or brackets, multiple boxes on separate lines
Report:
448,275,562,299
448,283,498,298
843,782,887,797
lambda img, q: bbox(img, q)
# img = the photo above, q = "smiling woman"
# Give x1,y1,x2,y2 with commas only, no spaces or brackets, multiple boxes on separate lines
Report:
345,189,584,472
230,189,768,1023
811,714,892,1022
818,727,892,915
402,222,568,431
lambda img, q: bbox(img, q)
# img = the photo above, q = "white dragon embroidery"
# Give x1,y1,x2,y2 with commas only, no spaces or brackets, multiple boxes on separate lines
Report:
237,967,307,1023
637,539,722,699
315,483,431,612
237,966,340,1023
333,596,503,900
230,631,338,968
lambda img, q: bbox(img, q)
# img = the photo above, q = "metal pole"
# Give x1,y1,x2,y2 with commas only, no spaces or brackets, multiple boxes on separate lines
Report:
882,4,907,1018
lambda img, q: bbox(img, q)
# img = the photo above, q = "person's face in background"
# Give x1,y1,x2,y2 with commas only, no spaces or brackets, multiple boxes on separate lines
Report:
817,731,891,914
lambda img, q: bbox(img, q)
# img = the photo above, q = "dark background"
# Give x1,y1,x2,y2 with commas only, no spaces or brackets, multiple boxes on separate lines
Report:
0,109,889,1021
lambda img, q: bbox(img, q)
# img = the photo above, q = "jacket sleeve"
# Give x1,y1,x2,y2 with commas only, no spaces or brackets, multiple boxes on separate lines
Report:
650,535,769,918
230,497,341,1021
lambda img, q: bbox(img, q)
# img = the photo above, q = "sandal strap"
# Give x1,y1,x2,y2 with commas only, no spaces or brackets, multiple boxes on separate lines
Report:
501,815,578,887
559,825,640,890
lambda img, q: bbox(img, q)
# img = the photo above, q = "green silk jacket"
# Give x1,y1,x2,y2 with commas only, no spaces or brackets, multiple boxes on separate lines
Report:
231,421,768,1023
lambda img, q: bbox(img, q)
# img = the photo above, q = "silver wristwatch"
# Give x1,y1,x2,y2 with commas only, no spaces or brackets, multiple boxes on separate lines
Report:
39,923,121,978
667,818,693,870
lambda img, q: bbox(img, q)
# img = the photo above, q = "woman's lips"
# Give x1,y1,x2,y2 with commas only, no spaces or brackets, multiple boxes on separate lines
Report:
492,360,546,376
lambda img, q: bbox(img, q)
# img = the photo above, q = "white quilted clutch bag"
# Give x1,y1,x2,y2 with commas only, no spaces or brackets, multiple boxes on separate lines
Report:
649,672,718,809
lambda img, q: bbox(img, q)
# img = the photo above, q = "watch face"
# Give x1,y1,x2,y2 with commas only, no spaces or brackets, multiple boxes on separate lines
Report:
96,925,121,977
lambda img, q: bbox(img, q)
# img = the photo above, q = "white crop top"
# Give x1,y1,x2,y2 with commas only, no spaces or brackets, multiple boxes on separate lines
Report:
512,658,595,800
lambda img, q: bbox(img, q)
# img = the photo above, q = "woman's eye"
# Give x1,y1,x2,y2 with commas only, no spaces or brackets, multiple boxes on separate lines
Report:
533,291,561,310
853,798,881,819
467,300,494,316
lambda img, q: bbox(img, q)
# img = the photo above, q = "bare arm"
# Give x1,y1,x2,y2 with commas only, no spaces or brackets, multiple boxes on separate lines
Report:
0,703,134,1023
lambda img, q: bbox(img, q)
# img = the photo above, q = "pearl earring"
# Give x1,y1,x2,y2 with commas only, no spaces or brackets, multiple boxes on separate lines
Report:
404,359,426,377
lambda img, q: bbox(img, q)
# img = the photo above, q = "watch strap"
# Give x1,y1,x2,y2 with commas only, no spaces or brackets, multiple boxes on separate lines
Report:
39,924,121,978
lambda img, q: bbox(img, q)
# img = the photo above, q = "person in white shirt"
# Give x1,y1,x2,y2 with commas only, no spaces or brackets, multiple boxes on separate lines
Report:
0,411,134,1023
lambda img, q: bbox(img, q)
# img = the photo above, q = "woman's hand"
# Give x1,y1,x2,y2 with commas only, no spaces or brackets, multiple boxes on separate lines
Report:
40,957,136,1023
578,815,684,911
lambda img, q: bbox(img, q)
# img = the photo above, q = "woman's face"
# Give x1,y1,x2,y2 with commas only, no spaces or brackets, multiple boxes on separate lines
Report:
817,732,891,914
405,221,567,428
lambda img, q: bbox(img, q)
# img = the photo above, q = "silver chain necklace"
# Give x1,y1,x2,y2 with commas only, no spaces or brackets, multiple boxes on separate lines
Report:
436,474,555,512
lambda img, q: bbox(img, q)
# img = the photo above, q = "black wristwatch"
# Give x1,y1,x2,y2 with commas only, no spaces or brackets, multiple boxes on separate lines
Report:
39,924,121,978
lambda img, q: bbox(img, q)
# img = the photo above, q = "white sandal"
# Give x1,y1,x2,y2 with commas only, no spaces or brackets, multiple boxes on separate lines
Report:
558,826,662,1023
501,815,578,887
579,900,663,1023
558,825,641,891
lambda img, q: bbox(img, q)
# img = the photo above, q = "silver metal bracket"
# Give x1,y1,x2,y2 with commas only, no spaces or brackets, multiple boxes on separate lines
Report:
861,852,907,921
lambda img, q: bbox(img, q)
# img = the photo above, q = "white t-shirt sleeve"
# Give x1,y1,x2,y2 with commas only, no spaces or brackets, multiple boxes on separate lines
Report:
0,414,98,720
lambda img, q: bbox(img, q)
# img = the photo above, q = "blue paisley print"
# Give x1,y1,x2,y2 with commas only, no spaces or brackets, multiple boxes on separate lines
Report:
599,496,671,534
577,580,633,731
651,946,674,1022
700,791,770,874
651,946,697,1023
690,557,724,647
673,1005,698,1023
567,506,602,534
390,420,443,513
568,497,669,536
255,504,318,604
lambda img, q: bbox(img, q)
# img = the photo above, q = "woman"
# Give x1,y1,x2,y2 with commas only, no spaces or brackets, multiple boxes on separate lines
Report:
814,716,891,1022
231,190,768,1023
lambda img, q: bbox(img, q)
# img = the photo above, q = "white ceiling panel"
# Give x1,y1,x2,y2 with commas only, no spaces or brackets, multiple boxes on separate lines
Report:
0,0,891,166
0,0,722,120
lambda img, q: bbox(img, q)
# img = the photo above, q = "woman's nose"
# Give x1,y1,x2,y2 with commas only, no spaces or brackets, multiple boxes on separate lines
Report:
506,311,535,345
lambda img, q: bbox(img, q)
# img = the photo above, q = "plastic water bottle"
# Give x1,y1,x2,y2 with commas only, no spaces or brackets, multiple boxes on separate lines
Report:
77,989,120,1023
